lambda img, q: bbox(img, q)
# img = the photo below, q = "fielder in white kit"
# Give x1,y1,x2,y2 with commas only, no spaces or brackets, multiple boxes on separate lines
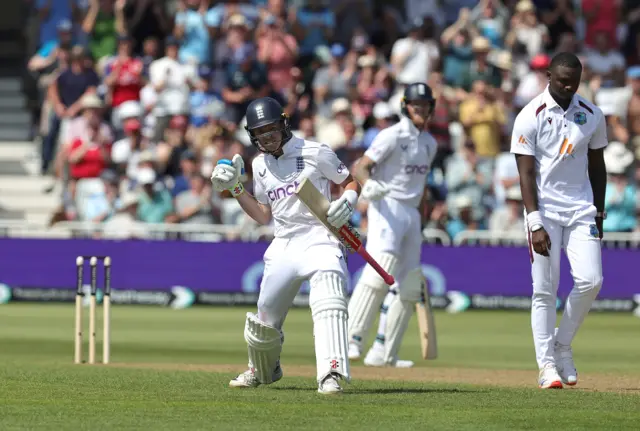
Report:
511,53,607,389
210,97,361,394
348,83,437,367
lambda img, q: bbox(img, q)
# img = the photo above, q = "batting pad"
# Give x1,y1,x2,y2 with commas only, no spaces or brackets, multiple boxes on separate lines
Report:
383,269,422,362
348,252,398,346
244,313,282,384
310,272,351,383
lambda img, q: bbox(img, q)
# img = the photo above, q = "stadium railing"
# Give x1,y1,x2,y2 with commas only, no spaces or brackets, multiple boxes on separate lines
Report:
453,230,640,249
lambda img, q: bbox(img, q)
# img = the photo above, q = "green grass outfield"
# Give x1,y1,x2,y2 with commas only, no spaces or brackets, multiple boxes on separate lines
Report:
0,304,639,430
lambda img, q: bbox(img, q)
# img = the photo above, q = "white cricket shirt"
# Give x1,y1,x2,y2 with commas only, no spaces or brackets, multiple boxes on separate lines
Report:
252,136,350,239
510,86,608,213
363,117,437,208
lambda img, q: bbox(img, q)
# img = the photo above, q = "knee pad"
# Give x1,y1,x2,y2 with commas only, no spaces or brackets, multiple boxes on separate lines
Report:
396,268,424,303
310,271,350,383
359,252,399,290
243,312,282,384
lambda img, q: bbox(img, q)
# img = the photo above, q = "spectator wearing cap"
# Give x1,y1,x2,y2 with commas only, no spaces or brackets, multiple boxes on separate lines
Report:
221,42,270,124
514,54,550,109
174,0,215,66
469,0,509,48
446,194,487,241
316,97,351,150
65,94,113,183
28,19,76,74
488,185,524,235
440,9,475,90
390,18,438,88
585,30,626,89
460,36,502,91
174,173,218,224
42,45,100,175
290,0,335,65
149,36,202,141
505,1,549,60
603,142,637,232
104,34,144,130
312,43,356,120
81,0,126,61
111,115,153,183
135,167,175,224
257,14,299,94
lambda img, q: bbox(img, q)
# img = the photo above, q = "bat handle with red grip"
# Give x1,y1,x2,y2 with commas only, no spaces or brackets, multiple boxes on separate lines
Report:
356,245,395,286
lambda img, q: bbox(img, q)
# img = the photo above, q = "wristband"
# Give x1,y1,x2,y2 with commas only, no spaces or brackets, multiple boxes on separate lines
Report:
230,182,245,197
526,211,543,232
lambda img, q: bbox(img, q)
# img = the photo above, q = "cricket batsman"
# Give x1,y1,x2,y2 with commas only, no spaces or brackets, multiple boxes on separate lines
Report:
210,97,361,394
347,82,438,367
511,52,607,389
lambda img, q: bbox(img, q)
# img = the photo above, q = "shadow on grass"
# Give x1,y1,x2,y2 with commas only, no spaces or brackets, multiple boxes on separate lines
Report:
269,386,484,394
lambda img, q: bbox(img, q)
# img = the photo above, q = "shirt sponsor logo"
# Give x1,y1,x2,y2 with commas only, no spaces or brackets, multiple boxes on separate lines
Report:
267,181,301,202
404,164,429,174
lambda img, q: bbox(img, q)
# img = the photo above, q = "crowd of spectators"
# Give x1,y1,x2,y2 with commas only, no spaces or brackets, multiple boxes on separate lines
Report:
23,0,640,240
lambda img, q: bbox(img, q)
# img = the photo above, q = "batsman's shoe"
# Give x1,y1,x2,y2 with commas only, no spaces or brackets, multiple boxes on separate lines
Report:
229,365,283,388
318,373,343,395
554,345,577,386
538,364,563,389
363,349,414,368
348,343,362,361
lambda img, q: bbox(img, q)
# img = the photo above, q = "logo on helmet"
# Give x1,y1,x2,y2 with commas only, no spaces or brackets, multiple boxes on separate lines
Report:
267,181,301,202
404,164,428,174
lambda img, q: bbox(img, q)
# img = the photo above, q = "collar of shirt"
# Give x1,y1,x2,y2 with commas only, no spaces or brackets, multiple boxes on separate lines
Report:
399,116,420,138
542,85,581,112
277,135,302,157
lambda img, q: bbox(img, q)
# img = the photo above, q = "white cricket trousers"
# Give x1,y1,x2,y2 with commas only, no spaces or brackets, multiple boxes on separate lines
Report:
257,229,348,329
526,207,603,369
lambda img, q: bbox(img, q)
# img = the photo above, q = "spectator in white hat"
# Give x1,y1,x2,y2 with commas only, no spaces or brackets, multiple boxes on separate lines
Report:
361,101,396,148
489,185,525,235
603,142,637,232
136,167,174,223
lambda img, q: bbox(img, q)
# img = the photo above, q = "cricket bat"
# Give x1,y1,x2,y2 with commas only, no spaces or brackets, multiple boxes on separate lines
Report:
416,276,438,359
295,178,395,285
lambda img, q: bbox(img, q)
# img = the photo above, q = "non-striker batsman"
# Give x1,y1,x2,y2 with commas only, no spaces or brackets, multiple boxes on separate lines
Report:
210,97,361,394
511,53,607,389
348,82,438,367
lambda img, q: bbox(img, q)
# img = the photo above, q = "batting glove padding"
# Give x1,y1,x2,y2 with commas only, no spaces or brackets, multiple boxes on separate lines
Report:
327,189,358,228
361,179,389,201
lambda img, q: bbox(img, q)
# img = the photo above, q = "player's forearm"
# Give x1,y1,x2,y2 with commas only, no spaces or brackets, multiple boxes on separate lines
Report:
236,192,271,225
588,148,607,212
353,158,373,184
515,154,539,213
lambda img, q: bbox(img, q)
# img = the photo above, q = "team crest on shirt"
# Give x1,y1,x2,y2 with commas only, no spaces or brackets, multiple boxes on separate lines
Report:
574,112,587,125
589,224,599,238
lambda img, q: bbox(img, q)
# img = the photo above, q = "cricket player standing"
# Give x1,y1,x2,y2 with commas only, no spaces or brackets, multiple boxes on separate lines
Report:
511,53,607,389
348,83,437,367
210,97,361,394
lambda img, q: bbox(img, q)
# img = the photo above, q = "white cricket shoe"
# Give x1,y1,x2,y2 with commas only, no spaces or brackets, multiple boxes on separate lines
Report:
555,346,578,386
318,373,343,395
363,349,414,368
229,365,283,388
538,364,563,389
348,342,362,361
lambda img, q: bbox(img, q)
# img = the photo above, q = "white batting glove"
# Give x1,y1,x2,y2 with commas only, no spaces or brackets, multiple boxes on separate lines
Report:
211,154,245,196
361,179,389,201
327,190,358,228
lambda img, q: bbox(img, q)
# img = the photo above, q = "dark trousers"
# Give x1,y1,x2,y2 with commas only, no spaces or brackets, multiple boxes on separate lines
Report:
42,114,62,174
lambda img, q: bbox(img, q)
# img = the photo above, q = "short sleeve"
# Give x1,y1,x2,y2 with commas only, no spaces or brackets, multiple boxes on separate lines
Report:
252,158,268,204
510,110,536,156
317,144,349,184
364,129,394,164
588,114,608,150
